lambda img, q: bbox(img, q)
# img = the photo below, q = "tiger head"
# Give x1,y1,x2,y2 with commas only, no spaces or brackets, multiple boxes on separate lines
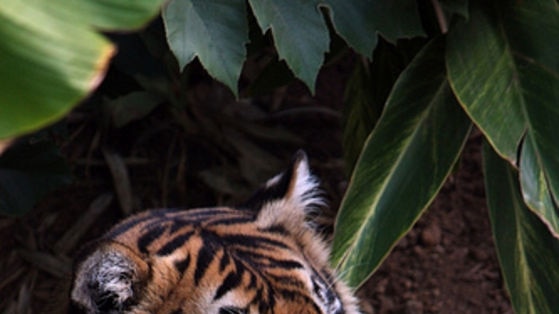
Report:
69,151,361,314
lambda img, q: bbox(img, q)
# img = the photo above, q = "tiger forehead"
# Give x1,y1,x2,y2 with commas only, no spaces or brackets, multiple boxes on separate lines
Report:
107,207,298,254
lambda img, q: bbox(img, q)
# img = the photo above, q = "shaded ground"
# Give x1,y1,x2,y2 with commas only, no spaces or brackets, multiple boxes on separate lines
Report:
0,55,513,313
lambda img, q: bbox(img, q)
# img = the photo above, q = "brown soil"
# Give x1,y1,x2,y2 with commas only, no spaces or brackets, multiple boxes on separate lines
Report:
0,57,513,314
358,134,513,314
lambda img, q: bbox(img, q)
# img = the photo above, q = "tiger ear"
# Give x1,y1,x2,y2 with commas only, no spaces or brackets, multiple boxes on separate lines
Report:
243,150,323,227
70,242,149,313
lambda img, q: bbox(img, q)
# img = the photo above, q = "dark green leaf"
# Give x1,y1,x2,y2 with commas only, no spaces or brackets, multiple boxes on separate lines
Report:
323,0,424,57
332,39,471,288
447,0,559,231
321,1,376,57
483,142,559,313
446,0,559,165
248,0,329,91
163,0,248,95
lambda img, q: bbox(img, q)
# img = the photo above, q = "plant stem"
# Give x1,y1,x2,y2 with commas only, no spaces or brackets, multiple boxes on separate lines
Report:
431,0,448,34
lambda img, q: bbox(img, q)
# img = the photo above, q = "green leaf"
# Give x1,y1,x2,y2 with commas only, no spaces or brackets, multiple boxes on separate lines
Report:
0,139,72,216
483,142,559,314
518,58,559,208
342,40,415,173
0,0,165,140
248,0,329,91
331,39,471,288
163,0,248,94
36,0,164,30
520,136,559,238
342,61,379,173
321,1,376,57
322,0,424,57
446,0,559,232
446,0,559,165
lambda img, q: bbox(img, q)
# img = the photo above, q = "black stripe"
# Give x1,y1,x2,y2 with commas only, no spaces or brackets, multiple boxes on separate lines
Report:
230,248,302,270
194,240,215,285
156,231,195,256
267,274,306,289
213,270,243,301
206,216,254,226
268,259,303,269
169,219,192,233
137,225,166,254
220,234,290,249
262,224,289,235
219,252,230,272
104,209,174,239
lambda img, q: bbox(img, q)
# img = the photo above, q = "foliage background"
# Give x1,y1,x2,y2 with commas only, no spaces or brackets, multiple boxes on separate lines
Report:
1,0,559,313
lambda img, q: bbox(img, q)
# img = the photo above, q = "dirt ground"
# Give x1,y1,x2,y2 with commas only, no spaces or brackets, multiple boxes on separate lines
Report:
0,55,513,313
358,134,513,314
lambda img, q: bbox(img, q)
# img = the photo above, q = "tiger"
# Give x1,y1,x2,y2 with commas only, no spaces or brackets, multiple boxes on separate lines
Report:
69,151,361,314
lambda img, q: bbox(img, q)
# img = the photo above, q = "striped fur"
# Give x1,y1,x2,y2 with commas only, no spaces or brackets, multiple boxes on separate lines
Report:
70,151,361,314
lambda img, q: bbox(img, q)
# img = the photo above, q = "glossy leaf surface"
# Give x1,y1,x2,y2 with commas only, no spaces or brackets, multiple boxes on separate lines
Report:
447,0,559,165
483,142,559,314
447,0,559,235
332,40,471,288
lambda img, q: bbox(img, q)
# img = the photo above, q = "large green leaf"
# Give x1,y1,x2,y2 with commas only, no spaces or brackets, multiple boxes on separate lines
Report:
446,0,559,165
322,0,424,57
248,0,329,92
483,142,559,314
163,0,248,94
33,0,164,30
331,39,471,288
446,0,559,234
0,0,165,140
